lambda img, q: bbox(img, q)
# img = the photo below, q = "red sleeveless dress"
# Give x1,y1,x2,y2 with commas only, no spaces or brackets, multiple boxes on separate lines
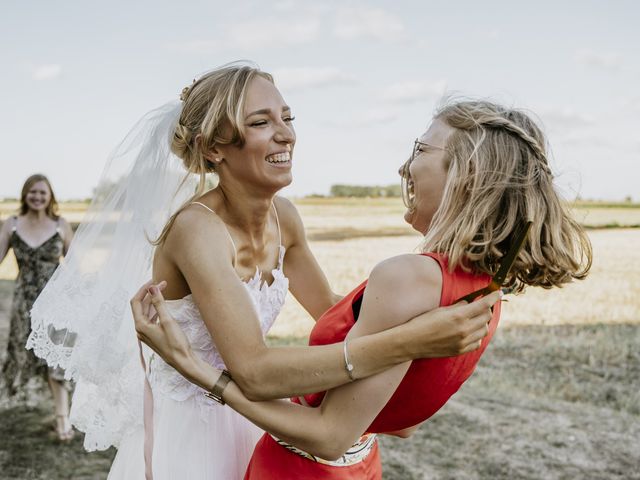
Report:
244,253,501,479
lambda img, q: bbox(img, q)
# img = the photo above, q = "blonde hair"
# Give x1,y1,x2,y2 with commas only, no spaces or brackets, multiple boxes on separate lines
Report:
20,173,59,219
154,62,274,245
406,99,592,292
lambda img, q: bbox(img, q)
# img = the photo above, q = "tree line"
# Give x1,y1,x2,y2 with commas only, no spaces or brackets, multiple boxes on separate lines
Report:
329,184,402,198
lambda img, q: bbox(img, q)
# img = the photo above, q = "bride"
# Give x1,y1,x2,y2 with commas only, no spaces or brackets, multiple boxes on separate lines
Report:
28,62,497,479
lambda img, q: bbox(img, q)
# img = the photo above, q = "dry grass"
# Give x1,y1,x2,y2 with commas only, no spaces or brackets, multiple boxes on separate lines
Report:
270,325,640,480
3,199,639,335
271,228,640,337
0,202,89,224
1,195,639,478
570,206,640,228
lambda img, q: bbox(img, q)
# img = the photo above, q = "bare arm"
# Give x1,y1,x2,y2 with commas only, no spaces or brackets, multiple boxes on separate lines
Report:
166,207,363,400
139,207,500,402
140,209,497,400
58,217,74,255
134,256,499,459
276,197,341,320
0,219,12,264
142,205,499,402
213,255,448,459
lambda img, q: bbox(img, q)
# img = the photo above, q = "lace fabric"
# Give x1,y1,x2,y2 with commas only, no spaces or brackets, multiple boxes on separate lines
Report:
147,247,288,423
26,101,199,451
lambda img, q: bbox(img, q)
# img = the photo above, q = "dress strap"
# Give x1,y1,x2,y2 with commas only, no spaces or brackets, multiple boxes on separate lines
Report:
55,217,63,239
271,202,285,268
272,202,282,247
190,202,238,267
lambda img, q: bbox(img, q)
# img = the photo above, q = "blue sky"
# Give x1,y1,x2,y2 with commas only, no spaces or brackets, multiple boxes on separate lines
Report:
1,0,638,201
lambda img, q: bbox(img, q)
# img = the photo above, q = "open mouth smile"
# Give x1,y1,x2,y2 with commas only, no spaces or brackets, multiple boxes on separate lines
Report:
265,152,291,164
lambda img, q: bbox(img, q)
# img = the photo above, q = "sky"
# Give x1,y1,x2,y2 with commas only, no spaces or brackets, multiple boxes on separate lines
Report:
1,0,638,201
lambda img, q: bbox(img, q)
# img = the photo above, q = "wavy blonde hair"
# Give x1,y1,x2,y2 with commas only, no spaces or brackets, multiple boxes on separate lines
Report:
405,99,592,292
154,62,274,245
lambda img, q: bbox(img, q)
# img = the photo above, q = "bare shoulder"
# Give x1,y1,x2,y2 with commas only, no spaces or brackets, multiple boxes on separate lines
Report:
369,254,442,292
163,205,235,263
57,216,72,229
0,217,13,236
57,216,74,236
273,196,305,246
358,254,443,331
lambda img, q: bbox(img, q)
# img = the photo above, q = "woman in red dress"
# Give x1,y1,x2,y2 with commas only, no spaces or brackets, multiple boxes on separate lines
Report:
134,99,592,478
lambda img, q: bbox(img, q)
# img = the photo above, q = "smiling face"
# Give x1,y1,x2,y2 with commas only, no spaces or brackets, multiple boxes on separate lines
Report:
213,76,296,194
24,180,52,213
401,118,454,235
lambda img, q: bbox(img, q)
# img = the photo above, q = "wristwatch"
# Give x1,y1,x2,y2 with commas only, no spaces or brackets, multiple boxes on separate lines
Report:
204,370,232,405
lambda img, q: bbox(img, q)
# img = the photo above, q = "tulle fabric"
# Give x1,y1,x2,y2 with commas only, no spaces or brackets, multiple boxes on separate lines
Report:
108,249,288,479
109,394,264,480
25,100,198,450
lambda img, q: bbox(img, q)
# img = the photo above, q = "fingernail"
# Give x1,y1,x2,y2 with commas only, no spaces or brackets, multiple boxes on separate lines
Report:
150,286,158,295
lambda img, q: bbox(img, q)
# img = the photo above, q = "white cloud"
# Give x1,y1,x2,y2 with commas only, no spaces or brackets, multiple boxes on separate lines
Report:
381,79,447,103
333,6,405,41
556,132,612,149
272,66,357,92
170,16,321,53
574,49,623,70
324,108,399,128
228,17,321,49
168,40,220,53
538,107,596,133
32,64,62,80
273,0,295,10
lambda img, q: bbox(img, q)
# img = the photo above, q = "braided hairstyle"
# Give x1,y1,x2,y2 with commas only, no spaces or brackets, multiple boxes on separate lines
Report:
154,62,274,245
417,99,591,291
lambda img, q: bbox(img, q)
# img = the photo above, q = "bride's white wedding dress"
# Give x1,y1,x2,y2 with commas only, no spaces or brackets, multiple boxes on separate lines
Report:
108,242,288,479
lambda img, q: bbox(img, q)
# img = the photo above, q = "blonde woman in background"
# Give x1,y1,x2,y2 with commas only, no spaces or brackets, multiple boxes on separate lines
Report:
0,174,74,441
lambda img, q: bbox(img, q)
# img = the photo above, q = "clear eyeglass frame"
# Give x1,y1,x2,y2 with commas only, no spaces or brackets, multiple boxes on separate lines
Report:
401,139,447,210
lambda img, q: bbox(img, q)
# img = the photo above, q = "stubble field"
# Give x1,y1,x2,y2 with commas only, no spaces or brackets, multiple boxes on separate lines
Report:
0,198,639,479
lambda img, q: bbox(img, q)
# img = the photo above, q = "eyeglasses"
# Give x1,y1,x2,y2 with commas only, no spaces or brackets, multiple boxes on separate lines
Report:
401,139,447,209
410,139,446,164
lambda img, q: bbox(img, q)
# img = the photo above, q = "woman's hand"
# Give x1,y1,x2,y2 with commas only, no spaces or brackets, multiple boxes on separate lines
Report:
131,280,194,373
403,290,502,358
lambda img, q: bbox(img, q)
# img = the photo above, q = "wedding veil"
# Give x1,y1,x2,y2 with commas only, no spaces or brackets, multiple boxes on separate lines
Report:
26,100,197,451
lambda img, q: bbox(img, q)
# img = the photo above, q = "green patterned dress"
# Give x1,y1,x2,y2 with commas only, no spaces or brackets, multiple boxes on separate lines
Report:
1,217,66,398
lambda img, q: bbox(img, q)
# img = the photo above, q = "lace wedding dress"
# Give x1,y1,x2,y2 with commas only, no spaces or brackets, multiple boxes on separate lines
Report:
108,245,288,479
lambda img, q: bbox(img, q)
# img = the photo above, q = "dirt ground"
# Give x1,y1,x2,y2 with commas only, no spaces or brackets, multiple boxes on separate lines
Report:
0,278,638,479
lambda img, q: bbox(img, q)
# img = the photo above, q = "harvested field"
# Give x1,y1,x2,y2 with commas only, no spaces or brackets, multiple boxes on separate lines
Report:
1,198,638,478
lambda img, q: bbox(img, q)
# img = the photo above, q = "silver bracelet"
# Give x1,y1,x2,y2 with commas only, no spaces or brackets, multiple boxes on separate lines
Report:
343,339,355,381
